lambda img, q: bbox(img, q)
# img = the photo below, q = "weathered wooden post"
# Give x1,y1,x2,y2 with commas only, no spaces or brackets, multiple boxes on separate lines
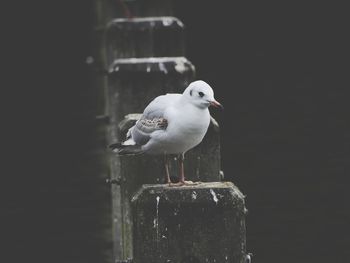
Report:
106,17,185,65
104,10,207,262
132,182,246,263
102,2,246,262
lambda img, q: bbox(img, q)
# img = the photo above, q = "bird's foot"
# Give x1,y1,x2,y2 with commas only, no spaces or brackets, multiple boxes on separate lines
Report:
168,180,201,187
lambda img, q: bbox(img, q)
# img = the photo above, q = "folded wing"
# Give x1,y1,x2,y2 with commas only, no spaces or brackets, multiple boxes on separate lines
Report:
130,93,180,145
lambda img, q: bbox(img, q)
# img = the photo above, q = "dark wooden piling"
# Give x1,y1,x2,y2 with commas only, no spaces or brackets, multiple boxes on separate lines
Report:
106,17,185,65
132,182,247,263
104,13,193,262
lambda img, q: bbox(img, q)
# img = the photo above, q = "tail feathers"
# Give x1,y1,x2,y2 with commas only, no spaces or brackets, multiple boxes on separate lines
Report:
109,143,144,155
109,142,123,150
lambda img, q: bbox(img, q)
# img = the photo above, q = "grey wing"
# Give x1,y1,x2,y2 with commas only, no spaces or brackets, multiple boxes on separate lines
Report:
131,116,168,145
130,94,179,145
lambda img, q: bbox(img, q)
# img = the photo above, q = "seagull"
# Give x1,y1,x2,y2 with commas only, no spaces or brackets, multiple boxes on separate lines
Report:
110,80,222,186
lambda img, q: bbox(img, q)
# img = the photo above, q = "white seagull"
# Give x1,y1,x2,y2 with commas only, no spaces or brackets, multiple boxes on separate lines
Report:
110,80,222,186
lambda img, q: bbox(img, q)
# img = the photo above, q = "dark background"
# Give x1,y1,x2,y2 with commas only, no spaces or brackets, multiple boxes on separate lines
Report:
5,1,350,263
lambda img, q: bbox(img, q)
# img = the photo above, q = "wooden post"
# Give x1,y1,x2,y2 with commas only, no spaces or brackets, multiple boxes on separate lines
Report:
132,182,247,263
106,17,185,65
105,14,189,262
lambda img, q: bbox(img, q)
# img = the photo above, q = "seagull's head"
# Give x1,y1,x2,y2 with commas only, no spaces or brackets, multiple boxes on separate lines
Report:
183,80,223,109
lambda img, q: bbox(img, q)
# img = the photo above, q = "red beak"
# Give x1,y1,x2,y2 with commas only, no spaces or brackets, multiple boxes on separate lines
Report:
209,99,224,109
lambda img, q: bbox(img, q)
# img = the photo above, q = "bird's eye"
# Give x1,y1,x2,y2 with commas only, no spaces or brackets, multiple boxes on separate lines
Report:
198,91,204,97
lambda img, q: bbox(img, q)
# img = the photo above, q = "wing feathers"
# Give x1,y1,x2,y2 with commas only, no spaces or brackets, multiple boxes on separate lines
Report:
131,117,168,146
136,117,168,132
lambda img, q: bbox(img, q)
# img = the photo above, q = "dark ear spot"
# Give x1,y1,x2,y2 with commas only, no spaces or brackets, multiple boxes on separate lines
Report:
190,90,193,96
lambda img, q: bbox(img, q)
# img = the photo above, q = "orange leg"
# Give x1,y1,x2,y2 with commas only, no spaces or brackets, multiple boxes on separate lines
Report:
164,154,171,185
179,153,185,183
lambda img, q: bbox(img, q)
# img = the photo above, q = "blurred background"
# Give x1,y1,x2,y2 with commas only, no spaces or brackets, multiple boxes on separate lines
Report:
5,1,350,263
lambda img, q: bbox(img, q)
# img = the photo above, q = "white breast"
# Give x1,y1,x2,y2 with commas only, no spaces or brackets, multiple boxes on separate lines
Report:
161,105,210,154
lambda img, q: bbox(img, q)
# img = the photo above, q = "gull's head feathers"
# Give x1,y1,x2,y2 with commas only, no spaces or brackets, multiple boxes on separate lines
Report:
183,80,222,109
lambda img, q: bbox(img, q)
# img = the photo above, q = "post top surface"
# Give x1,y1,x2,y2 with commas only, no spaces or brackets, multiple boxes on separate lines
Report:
143,181,234,189
108,57,195,74
107,16,184,28
131,182,245,205
111,56,188,64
